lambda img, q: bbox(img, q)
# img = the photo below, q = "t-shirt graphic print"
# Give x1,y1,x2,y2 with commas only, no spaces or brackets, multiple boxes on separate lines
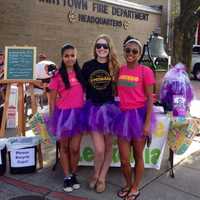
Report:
118,74,139,87
82,59,114,104
89,69,112,90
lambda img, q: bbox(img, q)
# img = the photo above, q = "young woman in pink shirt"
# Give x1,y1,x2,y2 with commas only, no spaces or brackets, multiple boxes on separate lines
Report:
47,44,85,193
112,36,156,200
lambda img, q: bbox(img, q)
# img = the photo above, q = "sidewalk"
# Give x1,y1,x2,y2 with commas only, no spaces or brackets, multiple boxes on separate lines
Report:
0,131,200,200
1,80,200,200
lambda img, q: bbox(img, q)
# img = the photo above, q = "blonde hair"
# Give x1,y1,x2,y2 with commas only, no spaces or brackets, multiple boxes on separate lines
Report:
93,34,120,81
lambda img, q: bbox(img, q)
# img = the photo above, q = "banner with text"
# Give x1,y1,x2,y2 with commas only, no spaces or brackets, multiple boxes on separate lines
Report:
79,114,170,170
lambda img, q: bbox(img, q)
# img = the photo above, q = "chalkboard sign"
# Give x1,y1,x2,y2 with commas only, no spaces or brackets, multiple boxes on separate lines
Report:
5,47,36,80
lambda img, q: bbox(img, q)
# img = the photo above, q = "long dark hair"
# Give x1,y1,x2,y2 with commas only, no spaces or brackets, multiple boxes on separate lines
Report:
59,44,85,89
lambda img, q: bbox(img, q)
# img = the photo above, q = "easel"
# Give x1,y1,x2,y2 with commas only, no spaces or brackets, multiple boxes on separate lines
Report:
0,79,43,169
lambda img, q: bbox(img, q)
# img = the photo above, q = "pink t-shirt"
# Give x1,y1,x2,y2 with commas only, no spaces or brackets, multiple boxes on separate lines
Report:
48,71,84,109
117,64,155,110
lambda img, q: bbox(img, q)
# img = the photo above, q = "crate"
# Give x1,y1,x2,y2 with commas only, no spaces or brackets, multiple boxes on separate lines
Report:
0,139,7,176
7,136,40,174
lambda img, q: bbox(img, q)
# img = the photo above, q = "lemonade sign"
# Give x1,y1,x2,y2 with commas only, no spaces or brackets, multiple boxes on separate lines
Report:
79,114,170,170
29,112,170,169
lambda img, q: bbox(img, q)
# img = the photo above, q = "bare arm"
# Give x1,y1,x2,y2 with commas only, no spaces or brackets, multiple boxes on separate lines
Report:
143,84,154,136
49,89,57,115
33,81,43,89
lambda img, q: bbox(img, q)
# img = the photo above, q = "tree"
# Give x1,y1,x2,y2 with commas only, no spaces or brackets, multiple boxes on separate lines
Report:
172,0,200,72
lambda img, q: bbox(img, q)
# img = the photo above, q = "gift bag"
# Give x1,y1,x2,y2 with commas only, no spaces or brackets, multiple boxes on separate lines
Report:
29,112,56,144
168,117,200,155
160,63,193,115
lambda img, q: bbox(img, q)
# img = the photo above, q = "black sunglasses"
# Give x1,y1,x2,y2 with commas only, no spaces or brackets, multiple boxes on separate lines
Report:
124,48,139,55
96,43,109,50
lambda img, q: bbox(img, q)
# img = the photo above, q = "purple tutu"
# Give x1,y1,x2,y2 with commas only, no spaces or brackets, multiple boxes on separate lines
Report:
83,100,120,134
45,106,85,140
112,106,156,141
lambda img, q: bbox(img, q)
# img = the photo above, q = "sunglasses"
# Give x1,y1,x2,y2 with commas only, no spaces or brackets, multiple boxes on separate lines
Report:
124,48,139,55
96,43,109,50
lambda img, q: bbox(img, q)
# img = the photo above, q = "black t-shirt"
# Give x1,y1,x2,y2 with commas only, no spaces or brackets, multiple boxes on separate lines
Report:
82,59,114,104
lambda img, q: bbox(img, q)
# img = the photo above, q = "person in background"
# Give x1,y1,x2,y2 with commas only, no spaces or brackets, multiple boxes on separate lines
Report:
35,53,55,82
47,43,85,193
112,36,155,200
82,34,120,193
34,53,56,105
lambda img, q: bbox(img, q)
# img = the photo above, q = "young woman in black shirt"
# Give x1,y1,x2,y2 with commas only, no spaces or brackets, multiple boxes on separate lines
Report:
82,34,120,193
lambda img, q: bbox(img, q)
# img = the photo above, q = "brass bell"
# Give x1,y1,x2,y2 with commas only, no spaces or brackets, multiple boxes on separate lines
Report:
148,34,168,59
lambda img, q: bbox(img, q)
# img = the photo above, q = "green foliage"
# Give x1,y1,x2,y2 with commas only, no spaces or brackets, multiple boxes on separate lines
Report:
172,0,200,68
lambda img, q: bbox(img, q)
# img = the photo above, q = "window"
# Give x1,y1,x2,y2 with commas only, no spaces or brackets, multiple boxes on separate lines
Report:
192,46,200,54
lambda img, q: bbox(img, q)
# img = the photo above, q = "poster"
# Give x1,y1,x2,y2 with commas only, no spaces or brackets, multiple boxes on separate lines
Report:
79,114,170,170
4,46,36,80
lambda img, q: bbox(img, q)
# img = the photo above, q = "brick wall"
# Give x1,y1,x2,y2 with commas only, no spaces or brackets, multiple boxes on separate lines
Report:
0,0,161,64
0,0,165,92
127,0,168,37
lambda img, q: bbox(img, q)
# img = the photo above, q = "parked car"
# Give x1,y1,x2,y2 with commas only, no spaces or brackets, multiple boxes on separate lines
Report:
192,45,200,80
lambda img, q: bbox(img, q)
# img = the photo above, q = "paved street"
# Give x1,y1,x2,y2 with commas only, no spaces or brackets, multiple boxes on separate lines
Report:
0,80,200,200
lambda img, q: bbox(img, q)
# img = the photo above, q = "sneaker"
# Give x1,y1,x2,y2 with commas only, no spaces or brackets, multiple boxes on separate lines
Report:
63,177,73,192
71,174,80,190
